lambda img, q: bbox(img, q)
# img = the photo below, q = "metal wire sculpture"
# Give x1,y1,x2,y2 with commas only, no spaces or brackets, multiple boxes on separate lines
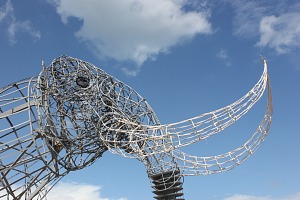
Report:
0,55,272,200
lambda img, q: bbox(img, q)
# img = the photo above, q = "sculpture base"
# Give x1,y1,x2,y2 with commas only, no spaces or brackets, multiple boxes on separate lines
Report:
150,170,185,200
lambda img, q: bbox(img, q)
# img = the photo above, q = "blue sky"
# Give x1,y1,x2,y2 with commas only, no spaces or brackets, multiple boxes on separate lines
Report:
0,0,300,200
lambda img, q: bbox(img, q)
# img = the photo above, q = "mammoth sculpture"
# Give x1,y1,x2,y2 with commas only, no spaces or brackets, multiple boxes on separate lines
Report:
0,55,272,199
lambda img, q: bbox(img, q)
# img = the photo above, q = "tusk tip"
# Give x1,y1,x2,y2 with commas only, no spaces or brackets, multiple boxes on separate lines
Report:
260,55,266,65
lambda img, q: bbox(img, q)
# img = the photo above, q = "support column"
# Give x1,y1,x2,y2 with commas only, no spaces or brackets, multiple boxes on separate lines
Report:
150,170,185,200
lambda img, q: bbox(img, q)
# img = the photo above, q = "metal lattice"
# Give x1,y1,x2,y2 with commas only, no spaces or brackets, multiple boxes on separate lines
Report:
0,55,272,200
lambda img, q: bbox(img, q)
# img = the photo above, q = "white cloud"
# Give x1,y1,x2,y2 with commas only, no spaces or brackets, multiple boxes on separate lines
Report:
7,20,41,44
47,181,127,200
0,0,12,22
227,0,269,38
216,48,231,66
224,194,272,200
0,0,41,44
1,182,127,200
256,13,300,54
228,0,300,40
223,192,300,200
227,0,300,54
282,192,300,200
50,0,212,74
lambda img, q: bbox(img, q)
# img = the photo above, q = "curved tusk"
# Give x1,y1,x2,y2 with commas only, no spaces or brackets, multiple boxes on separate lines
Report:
100,58,270,158
173,72,272,176
159,57,269,147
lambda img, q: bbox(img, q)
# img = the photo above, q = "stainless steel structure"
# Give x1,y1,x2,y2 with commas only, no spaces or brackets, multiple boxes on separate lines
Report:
0,55,272,199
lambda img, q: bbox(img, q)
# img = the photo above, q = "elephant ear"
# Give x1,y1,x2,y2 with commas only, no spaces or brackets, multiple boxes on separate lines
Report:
0,77,63,200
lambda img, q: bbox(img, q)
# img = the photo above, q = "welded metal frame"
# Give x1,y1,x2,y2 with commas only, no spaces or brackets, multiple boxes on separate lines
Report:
0,55,272,200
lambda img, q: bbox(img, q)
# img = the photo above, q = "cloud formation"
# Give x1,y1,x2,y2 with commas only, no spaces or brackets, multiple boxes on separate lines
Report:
0,182,127,200
0,0,41,44
224,194,271,200
50,0,212,74
223,192,300,200
227,0,300,54
0,0,12,22
216,48,231,66
47,182,127,200
256,13,300,54
228,0,269,38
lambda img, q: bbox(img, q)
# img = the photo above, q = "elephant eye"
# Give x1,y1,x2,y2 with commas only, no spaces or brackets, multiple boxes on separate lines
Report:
76,76,90,88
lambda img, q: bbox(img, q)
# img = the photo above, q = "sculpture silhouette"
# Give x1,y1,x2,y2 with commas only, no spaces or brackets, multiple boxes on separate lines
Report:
0,55,272,199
